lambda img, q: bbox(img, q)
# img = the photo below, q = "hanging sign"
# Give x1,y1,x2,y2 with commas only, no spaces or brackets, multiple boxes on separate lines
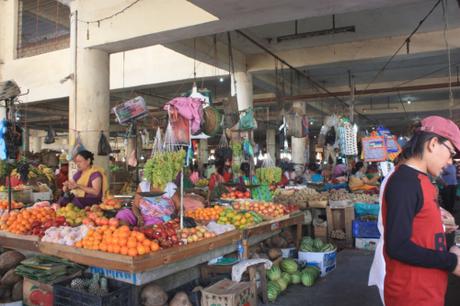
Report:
362,136,387,162
112,96,148,124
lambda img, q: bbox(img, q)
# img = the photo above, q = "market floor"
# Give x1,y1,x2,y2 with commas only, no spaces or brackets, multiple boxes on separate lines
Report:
262,200,460,306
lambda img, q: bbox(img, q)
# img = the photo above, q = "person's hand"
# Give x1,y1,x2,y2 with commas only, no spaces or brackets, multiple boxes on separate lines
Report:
62,181,69,192
450,246,460,256
67,180,78,190
137,216,144,228
441,208,457,233
452,255,460,277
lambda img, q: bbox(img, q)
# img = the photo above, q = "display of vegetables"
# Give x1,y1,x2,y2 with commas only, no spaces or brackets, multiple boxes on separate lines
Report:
255,167,282,185
273,187,319,206
195,178,209,188
349,193,378,204
41,225,89,245
231,143,242,157
329,189,351,201
143,150,186,189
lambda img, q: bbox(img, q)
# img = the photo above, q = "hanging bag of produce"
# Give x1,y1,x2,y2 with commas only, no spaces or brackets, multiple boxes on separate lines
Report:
69,132,86,159
97,131,112,156
238,107,257,130
150,127,163,158
168,107,190,145
255,154,282,201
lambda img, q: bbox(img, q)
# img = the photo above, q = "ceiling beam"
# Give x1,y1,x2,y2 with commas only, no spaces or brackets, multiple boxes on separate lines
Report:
247,28,460,74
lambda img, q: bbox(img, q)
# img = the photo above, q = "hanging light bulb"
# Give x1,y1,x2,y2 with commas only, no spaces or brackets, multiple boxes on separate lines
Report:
407,100,412,105
219,77,224,82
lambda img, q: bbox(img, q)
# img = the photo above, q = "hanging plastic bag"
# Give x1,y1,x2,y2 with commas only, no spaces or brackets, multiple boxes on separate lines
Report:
218,132,229,148
242,139,254,159
44,126,55,144
151,127,163,157
97,131,112,156
128,149,137,167
70,133,86,159
239,107,257,130
168,107,190,144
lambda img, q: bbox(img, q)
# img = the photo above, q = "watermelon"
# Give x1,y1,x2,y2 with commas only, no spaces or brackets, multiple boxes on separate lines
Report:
302,266,321,279
274,278,288,291
290,271,302,284
267,288,278,302
301,271,316,287
267,281,281,294
313,238,324,251
301,236,313,246
281,272,291,285
267,265,282,281
280,259,298,274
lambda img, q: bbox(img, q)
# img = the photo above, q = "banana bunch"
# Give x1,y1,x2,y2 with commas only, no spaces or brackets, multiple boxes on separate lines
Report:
37,164,54,181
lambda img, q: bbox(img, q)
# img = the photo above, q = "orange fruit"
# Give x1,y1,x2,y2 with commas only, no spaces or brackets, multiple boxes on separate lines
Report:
120,246,128,256
127,239,137,248
99,243,107,252
135,232,145,242
150,241,160,252
142,240,151,247
128,248,138,257
107,244,114,253
75,241,83,248
137,245,146,256
119,225,130,232
112,245,120,254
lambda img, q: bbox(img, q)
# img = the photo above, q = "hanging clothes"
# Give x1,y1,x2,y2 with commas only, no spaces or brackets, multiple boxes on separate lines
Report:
164,97,204,134
339,122,358,156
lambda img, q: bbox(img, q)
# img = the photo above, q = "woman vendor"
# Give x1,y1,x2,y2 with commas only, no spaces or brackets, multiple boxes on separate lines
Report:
116,181,180,226
348,161,379,192
208,158,233,201
59,150,108,208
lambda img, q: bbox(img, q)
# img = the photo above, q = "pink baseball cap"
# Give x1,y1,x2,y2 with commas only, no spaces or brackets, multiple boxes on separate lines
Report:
420,116,460,151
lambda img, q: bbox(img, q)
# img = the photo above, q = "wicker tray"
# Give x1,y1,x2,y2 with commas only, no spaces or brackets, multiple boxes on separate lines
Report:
308,200,328,208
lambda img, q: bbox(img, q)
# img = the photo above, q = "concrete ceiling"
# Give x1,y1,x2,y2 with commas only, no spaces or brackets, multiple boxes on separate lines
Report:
21,0,460,142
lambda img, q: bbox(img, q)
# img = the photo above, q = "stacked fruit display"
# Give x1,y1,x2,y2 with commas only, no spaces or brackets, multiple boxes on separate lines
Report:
29,215,66,237
217,208,262,229
195,178,209,188
74,225,160,256
185,206,225,223
142,219,181,249
56,204,87,226
233,201,287,219
0,199,23,210
221,189,251,200
178,225,217,243
266,259,321,302
99,198,122,211
0,207,56,234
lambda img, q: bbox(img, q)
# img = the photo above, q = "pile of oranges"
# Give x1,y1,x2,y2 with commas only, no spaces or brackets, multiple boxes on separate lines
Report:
0,207,56,234
185,206,225,222
0,200,23,210
74,225,160,256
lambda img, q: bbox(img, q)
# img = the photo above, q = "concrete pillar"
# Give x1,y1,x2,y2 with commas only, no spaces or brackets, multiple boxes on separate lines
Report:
23,127,30,153
291,101,307,167
68,8,110,176
31,136,41,153
198,139,208,170
266,129,276,160
231,71,253,111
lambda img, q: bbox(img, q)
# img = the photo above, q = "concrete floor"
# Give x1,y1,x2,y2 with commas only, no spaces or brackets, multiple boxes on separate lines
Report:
262,200,460,306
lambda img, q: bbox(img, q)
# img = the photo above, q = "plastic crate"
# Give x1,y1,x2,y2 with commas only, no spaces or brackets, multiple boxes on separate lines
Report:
352,220,380,238
53,274,133,306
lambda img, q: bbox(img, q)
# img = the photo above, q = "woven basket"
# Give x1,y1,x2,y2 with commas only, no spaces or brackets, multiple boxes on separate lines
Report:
202,106,222,136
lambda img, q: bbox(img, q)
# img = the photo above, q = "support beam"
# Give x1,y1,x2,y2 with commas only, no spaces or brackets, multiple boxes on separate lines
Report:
247,28,460,73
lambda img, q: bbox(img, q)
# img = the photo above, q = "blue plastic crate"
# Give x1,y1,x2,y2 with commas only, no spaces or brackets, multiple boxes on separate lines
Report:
352,220,380,238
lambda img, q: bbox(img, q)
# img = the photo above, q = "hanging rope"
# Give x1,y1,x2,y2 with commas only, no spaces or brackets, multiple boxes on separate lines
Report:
441,0,455,118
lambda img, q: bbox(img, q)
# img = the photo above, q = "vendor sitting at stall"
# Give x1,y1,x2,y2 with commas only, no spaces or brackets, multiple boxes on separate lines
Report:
116,181,179,226
208,159,232,201
58,150,108,208
348,161,379,192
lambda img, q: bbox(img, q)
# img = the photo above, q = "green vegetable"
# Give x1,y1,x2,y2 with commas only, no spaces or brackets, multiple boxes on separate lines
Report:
255,167,282,185
143,150,186,189
313,238,325,250
280,259,298,274
302,266,321,279
267,265,282,281
267,282,280,302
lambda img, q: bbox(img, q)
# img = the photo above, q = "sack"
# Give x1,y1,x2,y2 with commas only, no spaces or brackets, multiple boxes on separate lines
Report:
169,108,190,144
97,131,112,156
44,126,55,144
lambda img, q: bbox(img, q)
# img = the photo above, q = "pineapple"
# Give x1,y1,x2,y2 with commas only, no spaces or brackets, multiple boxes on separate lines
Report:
70,278,86,291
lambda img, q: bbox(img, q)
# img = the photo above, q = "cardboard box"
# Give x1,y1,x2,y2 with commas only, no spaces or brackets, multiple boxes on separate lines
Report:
23,272,80,306
355,238,379,251
298,249,337,277
314,225,328,241
201,279,257,306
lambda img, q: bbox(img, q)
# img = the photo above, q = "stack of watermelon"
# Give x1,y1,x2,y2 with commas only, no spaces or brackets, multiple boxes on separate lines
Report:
300,236,335,253
266,259,302,302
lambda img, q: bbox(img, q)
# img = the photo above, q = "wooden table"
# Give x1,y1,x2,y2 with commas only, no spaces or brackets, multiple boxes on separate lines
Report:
0,231,40,252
